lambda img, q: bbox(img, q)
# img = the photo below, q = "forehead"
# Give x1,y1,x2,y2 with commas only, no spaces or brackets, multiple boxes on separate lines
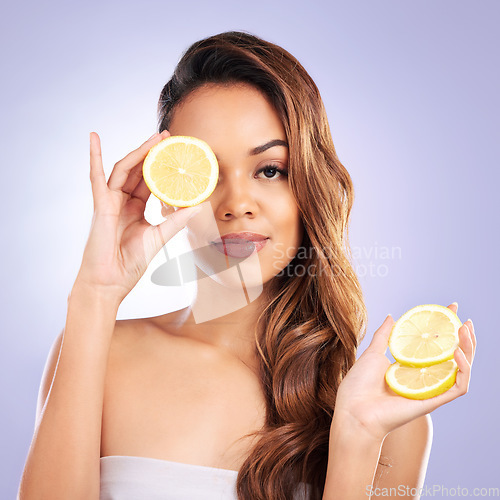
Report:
168,83,286,147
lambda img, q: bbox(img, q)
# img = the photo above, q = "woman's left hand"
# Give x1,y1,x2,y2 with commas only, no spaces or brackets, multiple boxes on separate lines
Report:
334,303,476,442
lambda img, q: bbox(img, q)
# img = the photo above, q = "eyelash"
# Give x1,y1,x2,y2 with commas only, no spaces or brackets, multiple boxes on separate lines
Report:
256,164,288,181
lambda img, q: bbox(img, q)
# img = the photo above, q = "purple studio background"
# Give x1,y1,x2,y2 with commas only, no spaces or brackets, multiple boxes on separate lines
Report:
1,0,498,498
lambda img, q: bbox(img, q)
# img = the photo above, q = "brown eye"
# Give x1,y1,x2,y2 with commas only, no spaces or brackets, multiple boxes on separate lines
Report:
256,165,288,180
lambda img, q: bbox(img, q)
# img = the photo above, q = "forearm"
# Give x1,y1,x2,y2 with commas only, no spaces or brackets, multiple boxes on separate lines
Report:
18,283,120,500
322,413,385,500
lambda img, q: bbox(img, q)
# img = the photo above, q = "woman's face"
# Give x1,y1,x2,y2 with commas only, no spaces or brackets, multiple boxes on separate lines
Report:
165,82,304,290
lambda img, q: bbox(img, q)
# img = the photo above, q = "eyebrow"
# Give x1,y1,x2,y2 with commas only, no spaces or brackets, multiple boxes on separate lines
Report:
249,139,288,156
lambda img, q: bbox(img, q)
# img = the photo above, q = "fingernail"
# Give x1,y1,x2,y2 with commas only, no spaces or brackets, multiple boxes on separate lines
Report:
147,132,159,140
452,301,458,307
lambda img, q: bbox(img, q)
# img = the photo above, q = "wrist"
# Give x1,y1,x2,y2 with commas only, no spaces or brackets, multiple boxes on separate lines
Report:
69,279,123,312
330,407,388,445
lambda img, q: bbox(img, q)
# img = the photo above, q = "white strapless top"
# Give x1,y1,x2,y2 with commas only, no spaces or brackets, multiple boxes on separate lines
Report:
100,455,311,499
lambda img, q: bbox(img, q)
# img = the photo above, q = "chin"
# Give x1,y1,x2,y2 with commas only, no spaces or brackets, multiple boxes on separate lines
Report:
200,258,265,287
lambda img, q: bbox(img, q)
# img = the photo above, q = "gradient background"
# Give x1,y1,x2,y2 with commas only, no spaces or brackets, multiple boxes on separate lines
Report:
2,0,498,498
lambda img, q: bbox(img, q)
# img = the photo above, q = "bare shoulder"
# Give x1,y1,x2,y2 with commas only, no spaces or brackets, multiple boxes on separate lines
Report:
373,415,433,493
110,318,141,344
100,316,266,468
105,317,170,373
107,315,261,384
108,317,159,354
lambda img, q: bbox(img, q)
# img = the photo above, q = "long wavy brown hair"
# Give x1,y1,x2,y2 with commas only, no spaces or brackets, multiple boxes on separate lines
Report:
157,31,372,500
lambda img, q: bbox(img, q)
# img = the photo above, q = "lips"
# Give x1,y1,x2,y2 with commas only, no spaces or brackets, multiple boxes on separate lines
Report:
211,233,269,258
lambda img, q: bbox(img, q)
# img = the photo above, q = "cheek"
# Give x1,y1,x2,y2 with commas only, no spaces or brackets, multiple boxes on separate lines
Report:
270,199,304,258
277,200,302,242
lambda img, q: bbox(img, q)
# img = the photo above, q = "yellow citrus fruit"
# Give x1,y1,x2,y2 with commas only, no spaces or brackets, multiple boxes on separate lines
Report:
385,359,458,400
388,304,462,368
142,135,219,207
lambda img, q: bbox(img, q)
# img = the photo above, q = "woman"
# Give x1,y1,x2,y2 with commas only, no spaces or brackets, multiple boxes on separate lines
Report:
18,31,476,500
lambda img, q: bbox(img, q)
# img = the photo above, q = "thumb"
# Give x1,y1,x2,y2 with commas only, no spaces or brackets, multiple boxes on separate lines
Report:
144,205,202,261
367,314,395,355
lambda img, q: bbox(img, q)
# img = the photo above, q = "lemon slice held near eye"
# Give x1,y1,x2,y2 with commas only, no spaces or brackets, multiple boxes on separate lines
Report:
388,304,461,367
143,135,219,207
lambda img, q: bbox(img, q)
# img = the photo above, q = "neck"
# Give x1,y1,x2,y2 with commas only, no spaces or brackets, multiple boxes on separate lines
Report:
156,265,271,374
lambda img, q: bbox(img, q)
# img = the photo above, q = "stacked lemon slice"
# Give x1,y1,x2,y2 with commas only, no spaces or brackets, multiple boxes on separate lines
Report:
385,304,461,400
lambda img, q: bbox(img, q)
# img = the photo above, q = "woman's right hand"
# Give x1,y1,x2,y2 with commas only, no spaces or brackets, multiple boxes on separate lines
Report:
74,130,202,303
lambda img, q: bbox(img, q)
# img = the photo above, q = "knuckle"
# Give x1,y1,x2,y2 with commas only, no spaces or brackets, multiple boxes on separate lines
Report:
132,166,143,179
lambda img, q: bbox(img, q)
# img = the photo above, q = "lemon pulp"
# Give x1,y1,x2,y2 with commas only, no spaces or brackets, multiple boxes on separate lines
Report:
389,304,461,367
143,135,219,207
385,359,458,400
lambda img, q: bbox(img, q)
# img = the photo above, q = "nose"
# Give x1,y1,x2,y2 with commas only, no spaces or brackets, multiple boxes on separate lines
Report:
212,171,259,220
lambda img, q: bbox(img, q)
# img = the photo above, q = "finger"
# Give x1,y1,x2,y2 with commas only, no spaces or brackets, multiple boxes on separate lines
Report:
143,205,202,262
121,161,145,197
467,318,477,356
458,323,474,366
107,130,170,192
367,314,395,355
466,318,476,360
130,177,152,205
453,345,471,396
447,302,458,315
89,132,108,210
419,346,471,410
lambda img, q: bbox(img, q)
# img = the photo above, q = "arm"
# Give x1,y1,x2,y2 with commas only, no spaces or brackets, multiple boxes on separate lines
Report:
17,284,120,500
371,414,432,499
322,414,385,500
17,130,201,500
322,414,432,500
322,303,474,500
